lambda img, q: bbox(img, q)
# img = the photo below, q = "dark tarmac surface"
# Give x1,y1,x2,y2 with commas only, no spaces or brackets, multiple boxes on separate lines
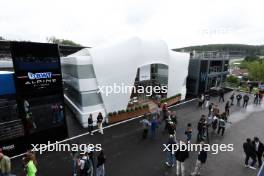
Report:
11,94,264,176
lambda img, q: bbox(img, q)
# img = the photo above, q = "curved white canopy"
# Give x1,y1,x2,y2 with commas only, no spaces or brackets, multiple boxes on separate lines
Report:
88,37,190,113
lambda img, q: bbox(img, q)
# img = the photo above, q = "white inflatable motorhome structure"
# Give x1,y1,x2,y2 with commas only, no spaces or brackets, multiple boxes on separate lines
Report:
61,37,189,127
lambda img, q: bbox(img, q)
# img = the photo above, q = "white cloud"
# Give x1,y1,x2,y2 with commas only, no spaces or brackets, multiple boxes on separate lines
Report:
0,0,263,48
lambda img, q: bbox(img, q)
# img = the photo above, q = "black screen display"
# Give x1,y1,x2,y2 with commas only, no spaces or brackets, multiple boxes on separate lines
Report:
11,42,67,137
0,42,68,156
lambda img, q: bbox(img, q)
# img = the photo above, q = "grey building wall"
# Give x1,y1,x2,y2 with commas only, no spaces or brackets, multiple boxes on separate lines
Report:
61,62,104,109
65,85,103,109
186,59,200,96
61,64,96,79
187,57,230,97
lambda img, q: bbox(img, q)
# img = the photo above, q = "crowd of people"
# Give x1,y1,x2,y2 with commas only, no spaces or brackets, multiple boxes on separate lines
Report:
137,89,263,176
71,149,106,176
0,111,106,176
1,89,263,176
0,147,106,176
243,137,264,170
138,101,209,176
87,112,104,136
0,150,37,176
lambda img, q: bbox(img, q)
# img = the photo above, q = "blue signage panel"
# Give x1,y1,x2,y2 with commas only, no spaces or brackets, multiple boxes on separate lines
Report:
260,85,264,92
0,72,16,95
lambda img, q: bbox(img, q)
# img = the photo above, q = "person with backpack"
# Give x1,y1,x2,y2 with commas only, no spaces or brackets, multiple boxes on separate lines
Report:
96,151,106,176
140,114,151,139
190,141,208,176
79,152,93,176
88,114,94,136
212,115,219,133
97,112,104,134
217,117,226,136
243,94,250,108
236,93,242,106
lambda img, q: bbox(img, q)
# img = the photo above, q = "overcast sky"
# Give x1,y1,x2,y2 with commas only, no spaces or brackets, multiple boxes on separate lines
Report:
0,0,263,48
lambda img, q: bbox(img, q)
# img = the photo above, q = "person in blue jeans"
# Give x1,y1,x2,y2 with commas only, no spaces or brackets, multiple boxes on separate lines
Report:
150,115,158,138
185,123,192,142
70,151,79,176
165,135,176,167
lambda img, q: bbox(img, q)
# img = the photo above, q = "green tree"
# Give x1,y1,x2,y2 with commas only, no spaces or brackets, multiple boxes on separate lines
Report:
46,36,82,47
226,75,240,86
244,55,259,62
0,36,5,40
247,61,264,82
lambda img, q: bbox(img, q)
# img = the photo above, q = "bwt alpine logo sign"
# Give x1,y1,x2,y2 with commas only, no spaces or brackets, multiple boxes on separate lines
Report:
28,72,52,80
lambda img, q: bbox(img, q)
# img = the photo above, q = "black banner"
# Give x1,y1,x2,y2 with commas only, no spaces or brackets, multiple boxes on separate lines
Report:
199,60,208,93
11,42,63,96
0,42,69,156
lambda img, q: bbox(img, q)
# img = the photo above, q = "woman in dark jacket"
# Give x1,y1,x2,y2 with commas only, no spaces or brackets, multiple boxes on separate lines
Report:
96,151,106,176
175,141,189,176
225,101,230,117
243,138,257,169
191,142,208,176
88,114,94,135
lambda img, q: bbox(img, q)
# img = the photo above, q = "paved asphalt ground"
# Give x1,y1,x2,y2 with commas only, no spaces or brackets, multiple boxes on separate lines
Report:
11,94,264,176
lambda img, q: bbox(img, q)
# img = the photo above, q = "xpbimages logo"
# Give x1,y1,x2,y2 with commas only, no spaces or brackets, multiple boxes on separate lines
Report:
97,83,167,96
163,141,234,155
31,141,102,154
